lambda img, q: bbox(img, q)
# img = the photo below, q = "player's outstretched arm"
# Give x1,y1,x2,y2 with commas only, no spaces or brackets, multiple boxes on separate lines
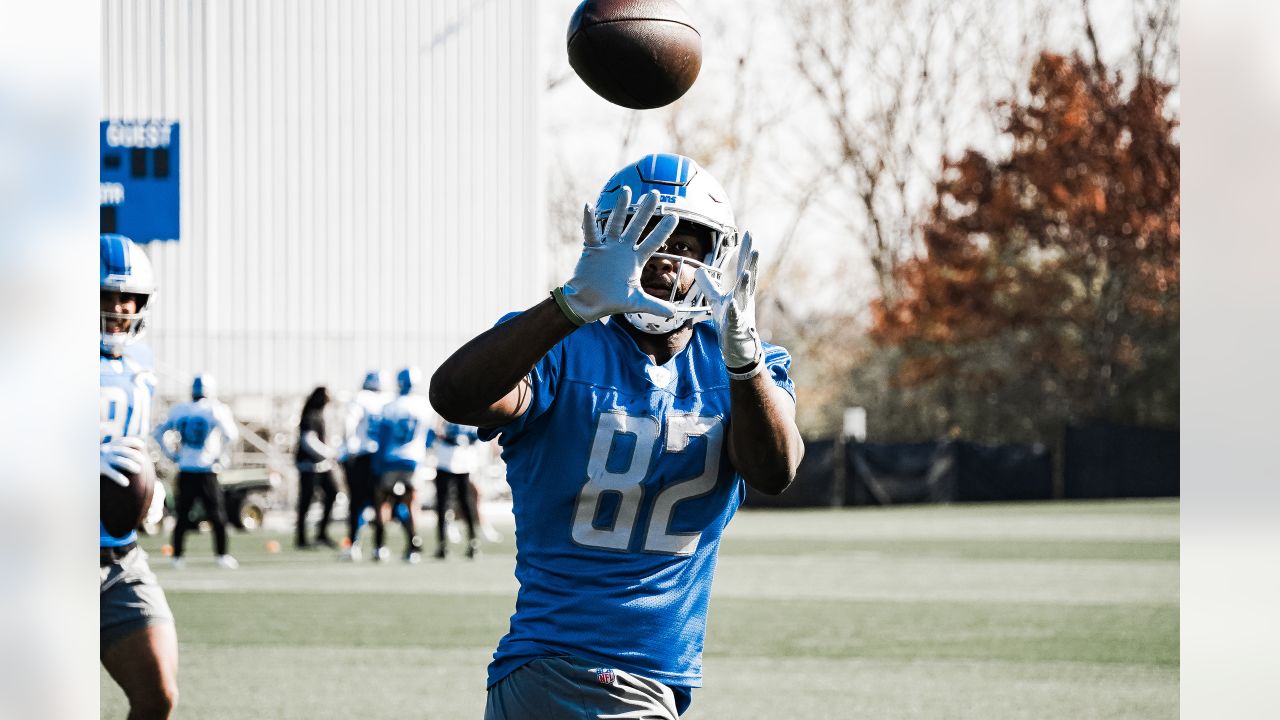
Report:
218,405,240,445
727,369,804,495
429,297,578,428
151,416,180,462
695,232,803,494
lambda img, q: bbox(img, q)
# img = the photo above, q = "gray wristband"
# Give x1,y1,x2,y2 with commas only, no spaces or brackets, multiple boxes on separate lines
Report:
550,286,588,327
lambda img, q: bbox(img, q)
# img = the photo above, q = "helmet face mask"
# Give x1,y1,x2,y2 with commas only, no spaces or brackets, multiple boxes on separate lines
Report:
594,153,739,334
100,234,156,354
100,291,149,336
629,249,727,334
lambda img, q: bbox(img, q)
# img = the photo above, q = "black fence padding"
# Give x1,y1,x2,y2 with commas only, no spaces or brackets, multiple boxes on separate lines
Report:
742,438,836,508
1064,425,1179,498
845,441,956,506
954,441,1054,501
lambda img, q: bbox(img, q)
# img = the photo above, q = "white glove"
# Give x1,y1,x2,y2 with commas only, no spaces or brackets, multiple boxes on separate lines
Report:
695,231,764,379
146,482,167,525
553,188,680,326
101,436,149,488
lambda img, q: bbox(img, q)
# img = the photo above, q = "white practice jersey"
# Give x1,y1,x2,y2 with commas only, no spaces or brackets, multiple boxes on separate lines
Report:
374,394,433,473
432,422,481,475
153,398,240,472
100,352,157,546
342,388,390,458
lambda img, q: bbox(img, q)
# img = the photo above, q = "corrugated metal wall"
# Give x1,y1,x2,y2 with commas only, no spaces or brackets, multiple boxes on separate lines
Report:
102,0,545,403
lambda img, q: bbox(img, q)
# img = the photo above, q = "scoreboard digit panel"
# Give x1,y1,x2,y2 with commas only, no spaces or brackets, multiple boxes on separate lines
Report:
100,120,180,244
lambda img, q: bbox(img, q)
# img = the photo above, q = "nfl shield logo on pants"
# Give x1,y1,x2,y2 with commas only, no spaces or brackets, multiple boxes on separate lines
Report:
595,668,616,685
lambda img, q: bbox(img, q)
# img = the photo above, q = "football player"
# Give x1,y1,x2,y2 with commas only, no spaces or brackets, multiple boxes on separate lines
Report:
425,420,482,559
339,370,389,560
99,233,179,718
430,154,803,719
152,373,241,569
371,367,433,563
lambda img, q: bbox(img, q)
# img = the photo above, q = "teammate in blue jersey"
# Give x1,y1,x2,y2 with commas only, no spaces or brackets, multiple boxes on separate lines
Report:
372,366,433,563
430,154,804,719
340,370,390,560
99,233,180,718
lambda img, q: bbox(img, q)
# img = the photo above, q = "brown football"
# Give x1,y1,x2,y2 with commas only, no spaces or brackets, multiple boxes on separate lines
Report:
567,0,702,110
101,452,156,538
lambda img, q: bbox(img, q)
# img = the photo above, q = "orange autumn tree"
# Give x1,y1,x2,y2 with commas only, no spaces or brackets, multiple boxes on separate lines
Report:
870,52,1179,442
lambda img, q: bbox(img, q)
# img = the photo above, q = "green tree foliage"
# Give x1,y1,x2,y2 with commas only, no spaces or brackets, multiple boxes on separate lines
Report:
865,52,1179,443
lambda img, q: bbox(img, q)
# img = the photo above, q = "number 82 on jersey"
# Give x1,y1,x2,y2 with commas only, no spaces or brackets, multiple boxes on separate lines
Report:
571,411,724,557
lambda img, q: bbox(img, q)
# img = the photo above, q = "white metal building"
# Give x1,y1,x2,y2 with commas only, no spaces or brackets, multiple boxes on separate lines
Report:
102,0,546,407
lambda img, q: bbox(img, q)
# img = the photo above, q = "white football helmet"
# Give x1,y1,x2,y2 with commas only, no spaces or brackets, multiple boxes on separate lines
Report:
397,366,421,395
192,374,216,400
595,153,739,334
100,233,156,354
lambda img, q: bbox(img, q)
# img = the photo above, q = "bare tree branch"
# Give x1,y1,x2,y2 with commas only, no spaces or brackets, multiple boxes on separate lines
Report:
1080,0,1108,79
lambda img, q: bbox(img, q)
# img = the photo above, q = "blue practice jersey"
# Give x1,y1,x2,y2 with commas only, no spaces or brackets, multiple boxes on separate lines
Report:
152,398,239,472
100,351,156,547
483,316,795,692
373,394,434,473
342,389,390,459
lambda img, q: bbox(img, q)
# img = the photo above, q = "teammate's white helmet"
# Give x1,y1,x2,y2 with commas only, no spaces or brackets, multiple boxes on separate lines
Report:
192,374,216,400
100,233,156,354
595,153,739,334
396,366,420,395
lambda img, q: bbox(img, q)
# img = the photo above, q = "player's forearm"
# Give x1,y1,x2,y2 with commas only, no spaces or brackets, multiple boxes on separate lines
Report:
727,374,803,495
429,297,578,426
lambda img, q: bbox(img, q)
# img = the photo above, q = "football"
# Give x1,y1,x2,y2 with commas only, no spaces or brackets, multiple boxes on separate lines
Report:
101,450,157,538
567,0,702,110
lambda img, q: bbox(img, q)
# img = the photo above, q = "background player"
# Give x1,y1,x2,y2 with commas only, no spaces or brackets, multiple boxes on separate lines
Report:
153,374,241,569
339,370,389,560
430,154,804,718
426,420,481,559
372,366,433,563
100,233,180,719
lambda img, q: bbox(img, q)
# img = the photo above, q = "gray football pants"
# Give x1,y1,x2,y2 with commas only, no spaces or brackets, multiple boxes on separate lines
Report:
485,656,680,720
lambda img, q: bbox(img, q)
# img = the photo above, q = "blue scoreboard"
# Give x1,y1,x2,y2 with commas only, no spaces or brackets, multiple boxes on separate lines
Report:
100,120,180,244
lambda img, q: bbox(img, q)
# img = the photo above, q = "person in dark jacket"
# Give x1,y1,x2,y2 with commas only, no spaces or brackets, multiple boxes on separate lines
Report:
296,386,338,549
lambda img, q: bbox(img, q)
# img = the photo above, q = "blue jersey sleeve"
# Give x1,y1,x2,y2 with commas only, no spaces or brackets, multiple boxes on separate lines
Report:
762,341,796,401
477,312,563,444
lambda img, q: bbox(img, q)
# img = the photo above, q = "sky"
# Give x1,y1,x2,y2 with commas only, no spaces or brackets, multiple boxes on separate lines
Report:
537,0,1168,317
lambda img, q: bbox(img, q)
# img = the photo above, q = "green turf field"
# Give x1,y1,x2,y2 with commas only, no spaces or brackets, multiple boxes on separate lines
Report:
102,499,1178,719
